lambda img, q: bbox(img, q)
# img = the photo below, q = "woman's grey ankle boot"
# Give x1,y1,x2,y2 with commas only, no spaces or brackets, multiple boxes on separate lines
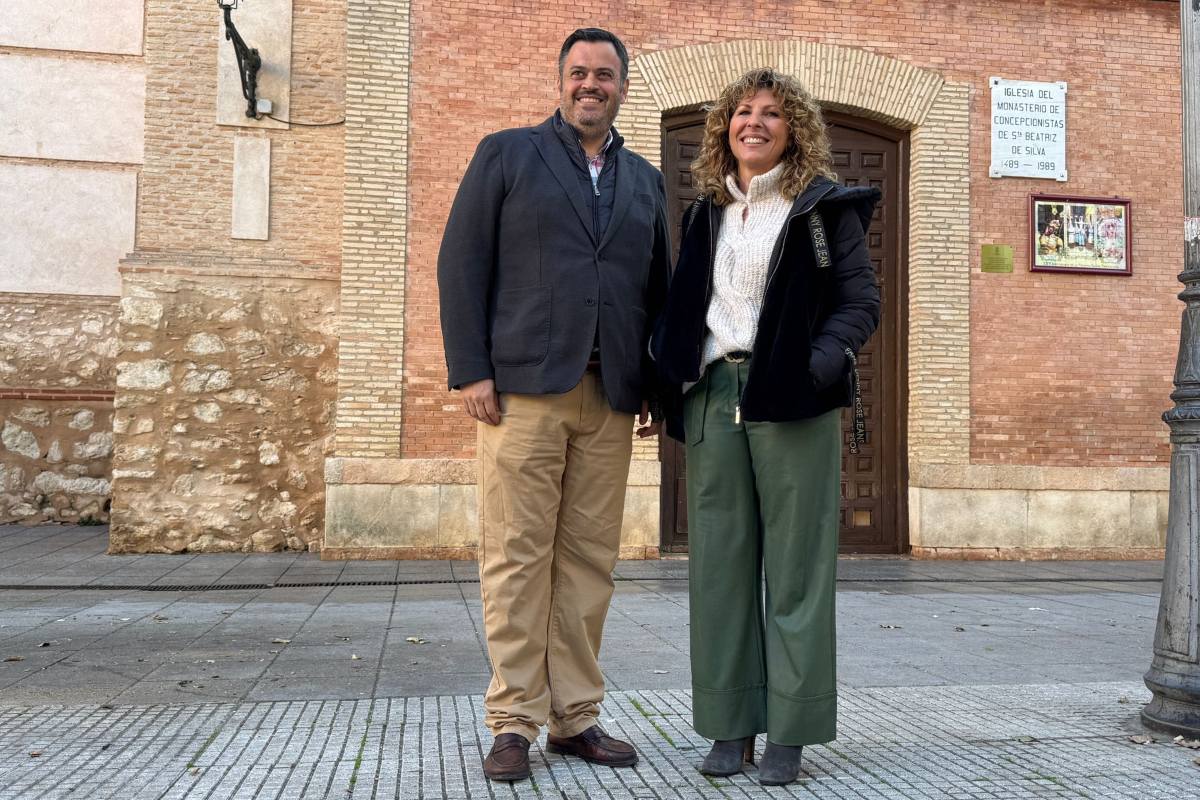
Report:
758,742,803,785
699,736,755,776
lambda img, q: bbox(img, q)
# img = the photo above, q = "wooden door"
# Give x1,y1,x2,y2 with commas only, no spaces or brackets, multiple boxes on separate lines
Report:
659,110,907,554
659,112,707,553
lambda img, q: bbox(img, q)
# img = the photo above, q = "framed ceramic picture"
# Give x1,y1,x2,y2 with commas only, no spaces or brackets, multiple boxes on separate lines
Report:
1030,195,1132,275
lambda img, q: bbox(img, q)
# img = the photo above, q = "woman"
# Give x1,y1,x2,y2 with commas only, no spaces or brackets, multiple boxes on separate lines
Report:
652,68,880,786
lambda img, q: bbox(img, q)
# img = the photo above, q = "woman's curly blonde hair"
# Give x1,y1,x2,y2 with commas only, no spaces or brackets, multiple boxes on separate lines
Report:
691,68,835,206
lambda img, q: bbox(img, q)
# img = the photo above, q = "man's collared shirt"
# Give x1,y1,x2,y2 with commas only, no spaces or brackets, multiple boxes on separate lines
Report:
586,130,614,193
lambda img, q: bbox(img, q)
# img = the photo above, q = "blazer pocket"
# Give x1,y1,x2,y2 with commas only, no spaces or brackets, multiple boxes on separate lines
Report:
491,286,551,367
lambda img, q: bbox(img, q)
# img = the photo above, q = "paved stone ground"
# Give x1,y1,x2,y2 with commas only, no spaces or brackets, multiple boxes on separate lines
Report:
3,684,1199,798
1,526,1197,798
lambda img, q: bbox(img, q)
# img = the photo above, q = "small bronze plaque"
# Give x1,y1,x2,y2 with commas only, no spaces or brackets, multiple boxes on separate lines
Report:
981,244,1014,273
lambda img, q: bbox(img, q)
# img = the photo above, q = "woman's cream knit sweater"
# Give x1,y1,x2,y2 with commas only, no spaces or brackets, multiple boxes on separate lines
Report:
701,163,793,368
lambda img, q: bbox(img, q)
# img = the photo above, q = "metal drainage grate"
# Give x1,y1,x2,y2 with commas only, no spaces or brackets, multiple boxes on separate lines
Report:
274,579,481,587
0,578,489,592
0,583,269,592
0,575,1159,592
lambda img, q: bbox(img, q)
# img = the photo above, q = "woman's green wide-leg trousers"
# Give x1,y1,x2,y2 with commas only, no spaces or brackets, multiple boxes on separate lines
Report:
684,358,841,746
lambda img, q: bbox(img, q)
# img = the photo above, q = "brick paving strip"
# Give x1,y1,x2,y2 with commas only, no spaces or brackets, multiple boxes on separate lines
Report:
1,682,1198,799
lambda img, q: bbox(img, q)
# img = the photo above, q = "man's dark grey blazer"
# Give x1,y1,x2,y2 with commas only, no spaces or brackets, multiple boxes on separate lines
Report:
437,115,671,415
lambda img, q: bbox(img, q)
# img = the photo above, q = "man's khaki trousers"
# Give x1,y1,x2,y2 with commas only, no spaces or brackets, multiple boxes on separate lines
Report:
477,372,633,742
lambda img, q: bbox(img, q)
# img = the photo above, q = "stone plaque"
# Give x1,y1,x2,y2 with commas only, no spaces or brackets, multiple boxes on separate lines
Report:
232,137,270,240
989,77,1067,181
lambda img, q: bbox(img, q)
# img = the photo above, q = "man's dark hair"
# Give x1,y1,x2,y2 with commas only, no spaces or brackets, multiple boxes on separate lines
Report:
558,28,629,83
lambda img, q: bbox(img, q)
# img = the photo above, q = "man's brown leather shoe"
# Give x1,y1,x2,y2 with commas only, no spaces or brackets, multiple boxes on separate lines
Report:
546,725,638,767
483,733,532,781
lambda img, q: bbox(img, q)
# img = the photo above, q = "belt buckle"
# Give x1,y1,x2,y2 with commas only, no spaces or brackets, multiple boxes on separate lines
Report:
724,353,746,364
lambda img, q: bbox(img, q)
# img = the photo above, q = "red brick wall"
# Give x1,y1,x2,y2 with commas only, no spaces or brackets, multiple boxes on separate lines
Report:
401,0,1181,467
968,3,1180,466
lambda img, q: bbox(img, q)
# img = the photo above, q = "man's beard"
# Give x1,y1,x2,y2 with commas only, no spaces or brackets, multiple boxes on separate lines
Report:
570,94,614,128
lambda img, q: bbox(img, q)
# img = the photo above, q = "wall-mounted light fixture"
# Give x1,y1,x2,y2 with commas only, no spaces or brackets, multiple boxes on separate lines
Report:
218,0,267,118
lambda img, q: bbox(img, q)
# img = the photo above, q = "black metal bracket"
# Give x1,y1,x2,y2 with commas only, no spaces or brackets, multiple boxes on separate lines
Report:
220,2,262,118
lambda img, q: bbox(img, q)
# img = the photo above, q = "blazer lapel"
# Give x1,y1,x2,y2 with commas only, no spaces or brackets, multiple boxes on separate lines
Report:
531,122,596,246
598,149,635,253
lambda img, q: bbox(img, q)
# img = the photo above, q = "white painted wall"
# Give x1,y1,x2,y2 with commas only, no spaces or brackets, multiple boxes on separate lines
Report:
0,164,136,296
0,0,143,55
0,55,144,164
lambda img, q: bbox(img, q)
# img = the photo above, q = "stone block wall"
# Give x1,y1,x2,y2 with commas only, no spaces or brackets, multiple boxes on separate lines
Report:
108,270,337,553
1,11,143,298
0,293,118,523
0,293,119,391
0,401,114,524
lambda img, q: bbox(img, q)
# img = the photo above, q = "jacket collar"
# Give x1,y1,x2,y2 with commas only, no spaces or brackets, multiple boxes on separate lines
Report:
724,163,785,205
530,114,633,251
691,176,880,276
531,115,595,243
696,174,840,246
551,109,622,169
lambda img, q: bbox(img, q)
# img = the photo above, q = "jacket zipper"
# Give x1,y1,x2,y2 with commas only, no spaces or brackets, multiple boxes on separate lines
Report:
704,199,716,309
761,185,837,309
734,184,838,423
693,198,717,377
592,171,600,240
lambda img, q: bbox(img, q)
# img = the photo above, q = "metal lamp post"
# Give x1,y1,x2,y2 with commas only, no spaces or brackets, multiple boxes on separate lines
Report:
1143,0,1200,739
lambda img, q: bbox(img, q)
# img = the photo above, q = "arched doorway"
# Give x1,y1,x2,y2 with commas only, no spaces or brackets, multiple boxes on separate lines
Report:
659,110,909,554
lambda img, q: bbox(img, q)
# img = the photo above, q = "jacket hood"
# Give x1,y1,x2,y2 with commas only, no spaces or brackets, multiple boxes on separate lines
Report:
794,176,882,234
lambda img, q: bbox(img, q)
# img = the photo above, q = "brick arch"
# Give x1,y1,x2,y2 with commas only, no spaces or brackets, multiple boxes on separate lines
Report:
621,40,972,468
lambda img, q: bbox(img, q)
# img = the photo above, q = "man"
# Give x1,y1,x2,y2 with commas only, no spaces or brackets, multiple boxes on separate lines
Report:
437,28,671,782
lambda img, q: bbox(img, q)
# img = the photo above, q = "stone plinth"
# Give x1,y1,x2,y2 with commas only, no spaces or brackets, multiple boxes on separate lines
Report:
909,464,1169,559
323,457,661,560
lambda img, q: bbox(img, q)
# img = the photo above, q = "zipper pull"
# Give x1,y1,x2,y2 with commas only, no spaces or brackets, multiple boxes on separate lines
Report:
734,404,741,425
593,181,600,197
